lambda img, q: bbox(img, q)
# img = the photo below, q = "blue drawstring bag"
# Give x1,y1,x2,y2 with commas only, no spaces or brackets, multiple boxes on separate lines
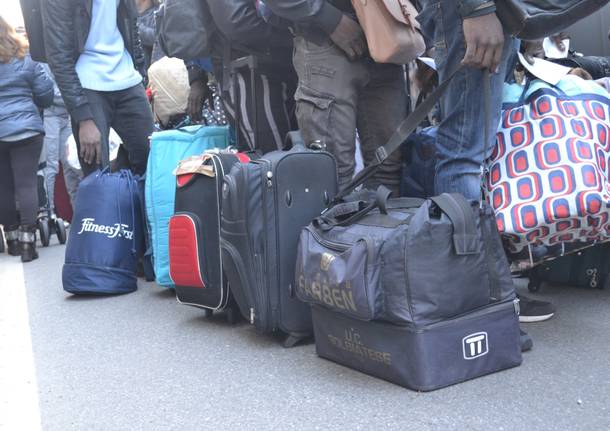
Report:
63,169,143,294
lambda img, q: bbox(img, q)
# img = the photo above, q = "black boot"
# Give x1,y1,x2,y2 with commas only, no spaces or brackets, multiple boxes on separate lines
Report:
19,226,38,263
5,227,20,256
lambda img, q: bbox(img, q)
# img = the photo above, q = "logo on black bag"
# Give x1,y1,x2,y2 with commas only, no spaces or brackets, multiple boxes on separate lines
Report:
327,328,392,366
77,218,134,240
320,252,336,271
462,332,489,360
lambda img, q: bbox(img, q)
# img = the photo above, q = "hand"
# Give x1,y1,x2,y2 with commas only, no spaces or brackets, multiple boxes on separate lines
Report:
523,39,545,65
78,119,102,166
549,32,569,52
462,13,505,72
329,14,367,61
187,79,209,122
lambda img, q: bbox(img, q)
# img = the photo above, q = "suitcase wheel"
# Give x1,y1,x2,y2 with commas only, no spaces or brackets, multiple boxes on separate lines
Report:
226,307,239,325
38,218,50,247
528,278,542,293
203,309,213,318
282,333,311,349
55,218,67,245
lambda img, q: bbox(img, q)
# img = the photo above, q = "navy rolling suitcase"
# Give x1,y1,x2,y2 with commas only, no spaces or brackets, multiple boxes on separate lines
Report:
220,143,338,346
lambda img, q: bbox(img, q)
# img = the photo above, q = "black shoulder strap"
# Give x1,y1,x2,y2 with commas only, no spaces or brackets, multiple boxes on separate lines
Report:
334,66,463,202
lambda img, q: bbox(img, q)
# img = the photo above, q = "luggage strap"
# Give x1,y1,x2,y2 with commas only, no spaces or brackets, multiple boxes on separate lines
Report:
334,66,493,202
334,67,461,201
430,193,479,255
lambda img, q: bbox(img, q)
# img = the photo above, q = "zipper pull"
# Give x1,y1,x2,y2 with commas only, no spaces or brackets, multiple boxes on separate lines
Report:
250,307,255,324
266,171,273,188
514,298,520,315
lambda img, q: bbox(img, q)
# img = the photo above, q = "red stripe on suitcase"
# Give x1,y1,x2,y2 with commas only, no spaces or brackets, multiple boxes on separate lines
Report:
169,214,205,288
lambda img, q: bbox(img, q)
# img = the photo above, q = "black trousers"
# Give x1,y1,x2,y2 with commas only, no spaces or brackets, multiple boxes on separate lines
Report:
71,84,154,177
0,134,44,227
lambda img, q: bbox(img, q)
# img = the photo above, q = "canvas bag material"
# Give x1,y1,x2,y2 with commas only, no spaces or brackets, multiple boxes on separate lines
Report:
63,169,143,294
351,0,426,64
496,0,610,40
484,79,610,254
155,0,215,61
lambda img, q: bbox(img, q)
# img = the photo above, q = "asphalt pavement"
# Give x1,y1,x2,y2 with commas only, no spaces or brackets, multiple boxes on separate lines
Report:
2,238,610,430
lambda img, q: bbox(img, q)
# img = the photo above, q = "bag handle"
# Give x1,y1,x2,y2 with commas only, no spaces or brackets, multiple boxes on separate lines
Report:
430,193,479,255
334,66,463,202
316,186,424,231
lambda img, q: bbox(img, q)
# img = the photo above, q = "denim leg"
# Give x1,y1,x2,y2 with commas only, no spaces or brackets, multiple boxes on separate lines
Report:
418,0,515,201
43,113,61,212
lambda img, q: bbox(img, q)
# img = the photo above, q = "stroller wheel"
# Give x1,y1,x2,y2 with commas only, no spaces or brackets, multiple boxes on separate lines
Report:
55,218,67,245
38,219,51,247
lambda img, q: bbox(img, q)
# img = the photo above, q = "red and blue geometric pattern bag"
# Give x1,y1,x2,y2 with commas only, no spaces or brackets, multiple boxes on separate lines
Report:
484,77,610,258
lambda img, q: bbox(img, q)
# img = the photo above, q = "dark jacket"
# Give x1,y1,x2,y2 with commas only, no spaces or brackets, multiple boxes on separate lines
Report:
0,55,54,140
263,0,496,33
42,0,146,123
190,0,294,88
138,5,164,70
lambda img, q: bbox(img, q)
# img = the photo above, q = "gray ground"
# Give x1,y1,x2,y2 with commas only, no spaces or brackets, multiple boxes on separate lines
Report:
23,240,610,430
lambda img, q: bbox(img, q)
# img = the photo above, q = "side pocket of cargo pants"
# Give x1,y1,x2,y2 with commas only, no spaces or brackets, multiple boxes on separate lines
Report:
294,85,334,148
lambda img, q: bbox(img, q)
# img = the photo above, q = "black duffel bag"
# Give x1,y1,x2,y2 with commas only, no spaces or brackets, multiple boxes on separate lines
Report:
496,0,610,40
296,189,515,326
297,70,522,391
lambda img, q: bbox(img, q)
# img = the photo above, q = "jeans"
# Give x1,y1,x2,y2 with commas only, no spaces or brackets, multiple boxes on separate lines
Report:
44,109,82,210
417,0,515,200
293,35,407,193
71,84,153,177
0,135,44,227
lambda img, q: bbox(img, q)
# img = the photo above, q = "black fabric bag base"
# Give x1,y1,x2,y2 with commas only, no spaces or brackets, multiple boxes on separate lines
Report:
312,300,522,392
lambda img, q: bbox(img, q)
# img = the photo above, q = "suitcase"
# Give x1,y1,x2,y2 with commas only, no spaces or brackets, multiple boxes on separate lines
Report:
527,242,610,292
169,151,252,321
220,144,338,346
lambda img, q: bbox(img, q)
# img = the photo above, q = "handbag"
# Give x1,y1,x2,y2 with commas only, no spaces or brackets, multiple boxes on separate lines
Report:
351,0,426,64
495,0,610,40
483,78,610,260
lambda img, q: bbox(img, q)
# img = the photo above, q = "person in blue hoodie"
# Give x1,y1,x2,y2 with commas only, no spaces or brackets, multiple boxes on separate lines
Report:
0,15,54,262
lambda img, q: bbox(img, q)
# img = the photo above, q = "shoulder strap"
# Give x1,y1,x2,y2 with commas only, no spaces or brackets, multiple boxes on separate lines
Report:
334,66,463,201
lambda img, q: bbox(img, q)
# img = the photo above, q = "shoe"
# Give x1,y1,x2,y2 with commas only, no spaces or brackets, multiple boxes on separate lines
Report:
19,226,39,263
518,294,555,323
5,229,20,256
520,329,533,352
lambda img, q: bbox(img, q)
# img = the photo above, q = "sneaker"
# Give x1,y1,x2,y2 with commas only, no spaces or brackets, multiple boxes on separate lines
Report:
518,294,556,323
520,329,533,352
